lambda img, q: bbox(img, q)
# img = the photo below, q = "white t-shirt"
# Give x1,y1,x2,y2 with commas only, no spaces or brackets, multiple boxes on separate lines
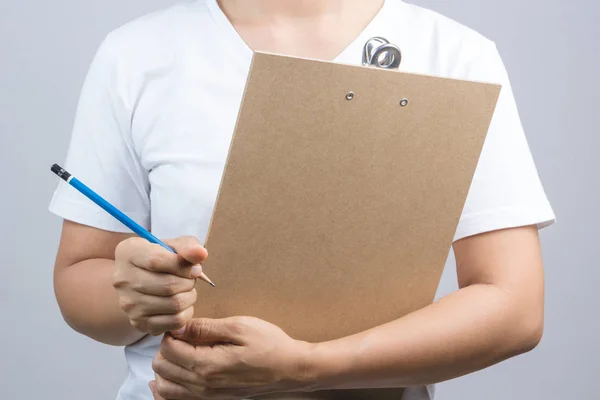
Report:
49,1,556,399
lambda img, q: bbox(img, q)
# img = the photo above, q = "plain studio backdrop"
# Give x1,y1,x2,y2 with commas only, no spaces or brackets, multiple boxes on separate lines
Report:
0,0,598,398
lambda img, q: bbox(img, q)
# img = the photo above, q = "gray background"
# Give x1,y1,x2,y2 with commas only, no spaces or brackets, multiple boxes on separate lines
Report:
0,0,597,398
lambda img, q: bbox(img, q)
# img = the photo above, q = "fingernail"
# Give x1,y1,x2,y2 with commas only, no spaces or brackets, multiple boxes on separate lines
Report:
190,265,203,278
172,326,186,336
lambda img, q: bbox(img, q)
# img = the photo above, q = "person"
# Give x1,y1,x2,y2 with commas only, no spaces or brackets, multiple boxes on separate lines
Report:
49,0,556,399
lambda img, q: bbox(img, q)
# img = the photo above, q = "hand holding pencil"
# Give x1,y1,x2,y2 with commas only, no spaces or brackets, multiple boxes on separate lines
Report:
113,236,208,335
51,164,214,335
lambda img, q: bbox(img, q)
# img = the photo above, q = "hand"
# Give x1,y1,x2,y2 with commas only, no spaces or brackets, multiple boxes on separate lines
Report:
150,317,314,399
112,236,208,336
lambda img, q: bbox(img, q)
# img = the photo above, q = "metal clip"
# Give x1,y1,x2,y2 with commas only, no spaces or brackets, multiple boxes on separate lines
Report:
362,37,402,69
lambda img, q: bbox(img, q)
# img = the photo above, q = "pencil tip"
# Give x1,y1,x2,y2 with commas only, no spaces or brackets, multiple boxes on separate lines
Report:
200,272,216,287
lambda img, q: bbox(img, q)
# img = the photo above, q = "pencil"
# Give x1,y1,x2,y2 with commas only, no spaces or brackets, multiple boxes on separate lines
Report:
50,163,215,287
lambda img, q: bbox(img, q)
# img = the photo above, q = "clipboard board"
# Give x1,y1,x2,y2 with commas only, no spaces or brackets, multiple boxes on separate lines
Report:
194,39,501,399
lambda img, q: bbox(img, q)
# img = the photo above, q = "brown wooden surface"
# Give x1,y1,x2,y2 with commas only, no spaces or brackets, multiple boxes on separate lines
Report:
195,52,501,399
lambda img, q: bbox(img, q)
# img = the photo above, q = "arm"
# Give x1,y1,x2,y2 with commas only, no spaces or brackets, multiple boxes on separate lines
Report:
303,225,544,389
54,220,209,347
53,220,143,346
150,225,546,399
49,36,209,347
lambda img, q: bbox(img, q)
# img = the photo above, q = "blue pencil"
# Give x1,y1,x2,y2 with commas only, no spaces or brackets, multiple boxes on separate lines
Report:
51,164,214,287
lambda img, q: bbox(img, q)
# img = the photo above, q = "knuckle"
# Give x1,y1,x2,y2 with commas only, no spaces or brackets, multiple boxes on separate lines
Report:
230,316,249,332
129,307,145,321
111,270,124,288
112,263,133,288
115,237,141,259
171,312,189,328
184,276,197,292
118,297,134,313
151,357,162,373
146,249,166,271
144,318,161,335
190,359,201,374
129,279,144,293
130,319,145,332
171,293,187,312
202,368,218,388
163,274,179,296
156,382,169,397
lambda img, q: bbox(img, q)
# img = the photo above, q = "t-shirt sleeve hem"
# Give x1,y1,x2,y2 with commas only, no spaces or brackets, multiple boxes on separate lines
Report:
453,206,556,242
48,196,150,234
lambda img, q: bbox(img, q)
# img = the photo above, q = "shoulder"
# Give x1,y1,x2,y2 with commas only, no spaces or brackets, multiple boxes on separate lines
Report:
93,1,210,75
391,1,501,79
399,1,491,44
82,1,215,110
107,1,200,46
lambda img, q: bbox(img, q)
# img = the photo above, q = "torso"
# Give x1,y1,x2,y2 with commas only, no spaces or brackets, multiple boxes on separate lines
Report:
106,1,497,399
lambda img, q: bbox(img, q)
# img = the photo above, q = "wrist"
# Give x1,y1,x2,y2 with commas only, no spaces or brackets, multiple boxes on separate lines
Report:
287,340,320,392
290,340,344,393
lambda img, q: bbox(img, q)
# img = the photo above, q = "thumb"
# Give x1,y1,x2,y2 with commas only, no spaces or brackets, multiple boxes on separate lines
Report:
171,318,243,345
163,236,208,265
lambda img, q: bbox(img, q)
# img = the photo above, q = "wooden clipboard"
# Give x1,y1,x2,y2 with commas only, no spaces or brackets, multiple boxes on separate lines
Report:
194,51,501,399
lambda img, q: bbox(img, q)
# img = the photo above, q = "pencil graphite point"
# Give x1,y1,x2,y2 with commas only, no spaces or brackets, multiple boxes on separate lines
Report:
200,272,216,287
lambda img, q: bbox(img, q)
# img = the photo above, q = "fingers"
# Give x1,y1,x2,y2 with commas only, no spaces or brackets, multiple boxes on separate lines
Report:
171,317,243,345
117,237,206,279
158,336,256,394
152,352,197,386
160,333,231,371
113,236,207,336
126,268,196,297
127,290,197,318
149,381,165,400
163,236,208,265
153,376,255,400
155,375,195,400
114,270,197,335
160,334,200,370
134,307,195,336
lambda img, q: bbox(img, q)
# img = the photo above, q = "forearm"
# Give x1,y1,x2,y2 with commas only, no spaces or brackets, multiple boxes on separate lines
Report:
304,283,542,390
54,258,146,346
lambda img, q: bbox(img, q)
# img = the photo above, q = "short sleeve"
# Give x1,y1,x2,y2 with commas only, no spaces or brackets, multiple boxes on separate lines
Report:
453,42,555,242
49,36,150,232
